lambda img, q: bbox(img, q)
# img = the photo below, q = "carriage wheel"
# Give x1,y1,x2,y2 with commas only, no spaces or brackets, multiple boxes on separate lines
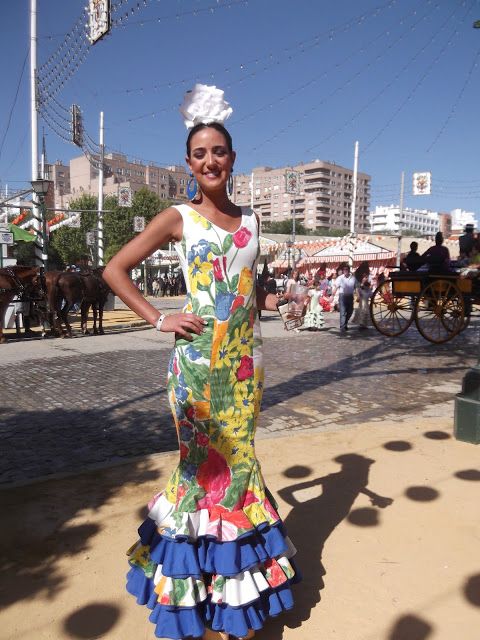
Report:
370,279,414,337
414,279,465,344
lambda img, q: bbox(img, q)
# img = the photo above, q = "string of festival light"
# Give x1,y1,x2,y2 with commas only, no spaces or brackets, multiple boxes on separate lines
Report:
108,0,400,103
246,0,457,155
113,11,408,126
362,0,477,154
426,42,480,152
301,0,472,155
232,0,434,127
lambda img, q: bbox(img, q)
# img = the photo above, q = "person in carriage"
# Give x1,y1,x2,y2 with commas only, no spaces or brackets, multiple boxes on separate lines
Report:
421,232,451,274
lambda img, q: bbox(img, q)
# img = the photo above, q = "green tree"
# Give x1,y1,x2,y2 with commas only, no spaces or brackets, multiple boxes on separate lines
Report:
48,194,97,267
315,227,348,237
104,188,174,262
261,220,313,235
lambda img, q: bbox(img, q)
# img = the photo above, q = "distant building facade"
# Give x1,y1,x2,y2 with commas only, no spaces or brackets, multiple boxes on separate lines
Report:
46,153,189,209
450,208,476,233
233,159,371,232
369,205,440,236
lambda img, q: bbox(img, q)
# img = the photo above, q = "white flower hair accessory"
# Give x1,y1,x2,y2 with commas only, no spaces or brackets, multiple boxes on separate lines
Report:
180,83,233,129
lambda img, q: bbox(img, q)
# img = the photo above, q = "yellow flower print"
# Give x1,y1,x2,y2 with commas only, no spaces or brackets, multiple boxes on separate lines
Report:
230,322,253,357
238,267,253,296
188,255,212,295
214,334,239,369
189,209,211,229
217,406,241,433
130,544,151,568
234,382,255,416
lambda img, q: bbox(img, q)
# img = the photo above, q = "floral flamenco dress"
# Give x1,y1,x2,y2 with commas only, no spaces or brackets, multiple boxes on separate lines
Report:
126,205,300,639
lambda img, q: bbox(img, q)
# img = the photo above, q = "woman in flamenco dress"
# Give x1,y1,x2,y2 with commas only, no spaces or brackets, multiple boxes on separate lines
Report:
103,85,300,640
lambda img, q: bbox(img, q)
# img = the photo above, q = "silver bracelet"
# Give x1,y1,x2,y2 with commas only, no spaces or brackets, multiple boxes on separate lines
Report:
155,313,166,331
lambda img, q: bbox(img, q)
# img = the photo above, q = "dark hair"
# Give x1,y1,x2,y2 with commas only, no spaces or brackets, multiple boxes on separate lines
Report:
410,241,418,251
186,122,233,156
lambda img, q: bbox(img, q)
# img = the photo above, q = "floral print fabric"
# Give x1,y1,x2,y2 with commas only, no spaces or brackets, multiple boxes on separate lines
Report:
126,205,298,636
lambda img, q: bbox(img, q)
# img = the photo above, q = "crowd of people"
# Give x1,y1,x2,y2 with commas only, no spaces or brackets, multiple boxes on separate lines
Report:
259,264,380,334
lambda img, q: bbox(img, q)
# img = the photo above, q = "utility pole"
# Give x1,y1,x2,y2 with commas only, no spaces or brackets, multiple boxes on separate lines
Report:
350,140,359,234
292,193,296,271
30,0,45,268
397,171,405,268
97,111,104,266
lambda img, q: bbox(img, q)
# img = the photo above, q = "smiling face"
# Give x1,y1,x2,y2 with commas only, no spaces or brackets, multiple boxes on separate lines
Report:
186,126,236,197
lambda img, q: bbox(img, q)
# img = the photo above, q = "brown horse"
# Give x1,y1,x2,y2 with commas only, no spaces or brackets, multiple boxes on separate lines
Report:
45,270,85,337
0,266,47,343
80,267,112,335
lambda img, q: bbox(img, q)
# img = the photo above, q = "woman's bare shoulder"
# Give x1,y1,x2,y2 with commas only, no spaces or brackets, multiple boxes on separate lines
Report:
151,206,183,241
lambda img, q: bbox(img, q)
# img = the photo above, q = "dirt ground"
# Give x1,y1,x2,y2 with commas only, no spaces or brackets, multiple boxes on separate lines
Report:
1,414,479,640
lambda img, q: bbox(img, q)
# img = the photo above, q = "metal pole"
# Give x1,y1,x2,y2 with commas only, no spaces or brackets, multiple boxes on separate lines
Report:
350,140,359,234
292,195,296,272
250,171,256,231
143,260,148,296
97,111,104,266
30,0,44,268
397,171,405,268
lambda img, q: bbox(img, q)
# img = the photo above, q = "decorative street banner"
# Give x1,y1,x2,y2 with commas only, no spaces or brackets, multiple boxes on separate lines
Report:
0,232,14,245
133,216,145,233
413,172,432,196
68,215,81,228
118,186,133,208
285,170,301,195
88,0,111,44
86,231,96,246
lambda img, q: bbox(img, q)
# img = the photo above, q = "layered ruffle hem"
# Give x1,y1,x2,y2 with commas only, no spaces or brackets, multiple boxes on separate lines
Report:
126,492,301,639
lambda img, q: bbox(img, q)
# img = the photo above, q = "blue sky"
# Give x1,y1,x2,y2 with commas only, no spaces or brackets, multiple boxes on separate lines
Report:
1,0,479,215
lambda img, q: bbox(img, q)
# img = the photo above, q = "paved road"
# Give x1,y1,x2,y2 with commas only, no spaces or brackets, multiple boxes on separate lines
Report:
1,303,476,486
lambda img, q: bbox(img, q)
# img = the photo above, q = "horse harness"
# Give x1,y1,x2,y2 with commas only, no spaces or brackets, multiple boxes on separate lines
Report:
0,267,47,302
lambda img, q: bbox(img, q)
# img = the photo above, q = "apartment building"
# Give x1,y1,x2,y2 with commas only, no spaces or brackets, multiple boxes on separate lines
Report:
369,205,440,236
49,153,189,208
233,159,371,232
43,160,71,210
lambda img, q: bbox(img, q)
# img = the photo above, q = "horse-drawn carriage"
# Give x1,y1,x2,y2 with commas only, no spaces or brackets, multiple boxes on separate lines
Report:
369,268,477,344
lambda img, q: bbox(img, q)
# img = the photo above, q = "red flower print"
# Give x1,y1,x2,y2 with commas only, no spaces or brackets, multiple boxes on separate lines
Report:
160,593,170,605
173,358,180,375
232,226,252,248
180,443,189,459
236,355,254,381
263,497,280,521
196,432,209,447
243,490,259,507
177,484,186,499
264,558,287,588
185,407,195,421
223,509,252,529
231,295,245,313
213,258,224,281
197,448,231,506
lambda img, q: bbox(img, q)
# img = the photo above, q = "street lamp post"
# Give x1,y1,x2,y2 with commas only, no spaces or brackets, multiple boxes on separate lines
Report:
30,178,51,269
286,238,293,273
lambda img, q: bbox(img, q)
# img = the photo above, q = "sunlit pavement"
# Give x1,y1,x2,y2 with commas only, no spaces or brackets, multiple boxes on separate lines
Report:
1,300,479,639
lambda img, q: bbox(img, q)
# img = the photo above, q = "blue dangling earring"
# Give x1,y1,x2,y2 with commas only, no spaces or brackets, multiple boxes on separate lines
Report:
227,170,234,197
187,173,198,200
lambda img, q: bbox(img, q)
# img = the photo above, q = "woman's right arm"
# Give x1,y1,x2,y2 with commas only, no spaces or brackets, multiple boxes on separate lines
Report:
103,207,205,340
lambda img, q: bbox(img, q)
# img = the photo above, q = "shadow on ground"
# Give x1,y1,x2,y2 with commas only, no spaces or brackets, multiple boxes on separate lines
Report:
257,452,393,638
0,460,160,614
